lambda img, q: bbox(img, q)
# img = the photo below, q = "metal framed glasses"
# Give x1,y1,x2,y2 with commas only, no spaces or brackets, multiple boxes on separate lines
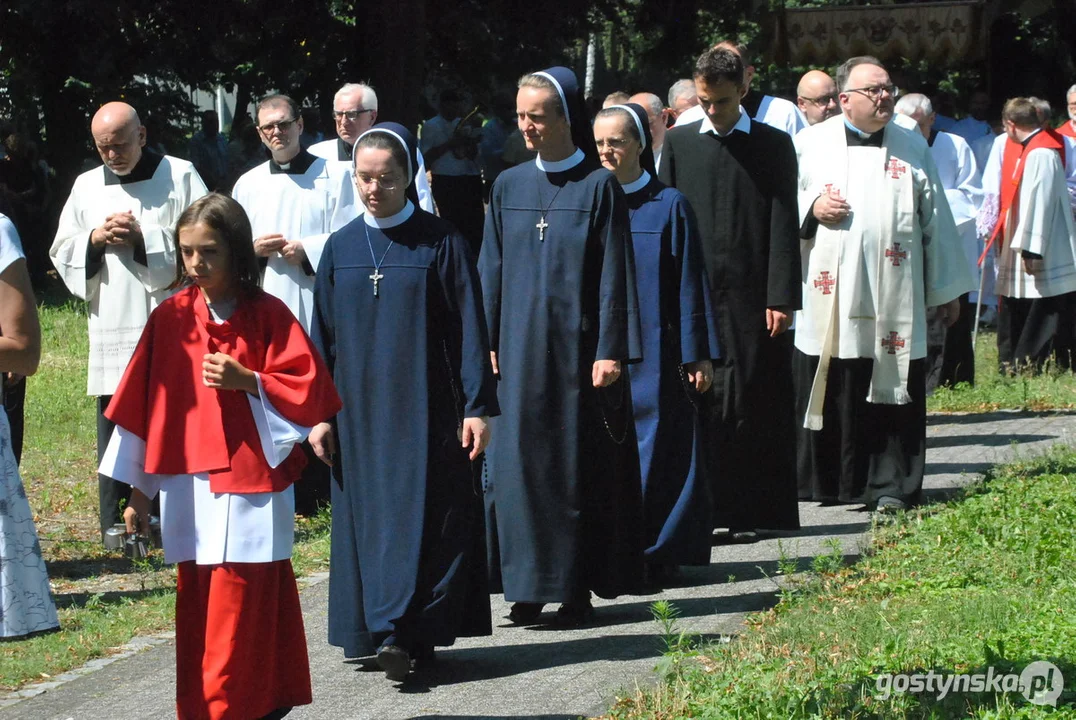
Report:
845,85,898,101
355,173,400,190
258,118,297,134
333,109,375,121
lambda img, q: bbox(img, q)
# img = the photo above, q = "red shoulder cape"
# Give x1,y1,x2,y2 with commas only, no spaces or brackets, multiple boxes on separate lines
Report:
981,129,1066,265
106,286,342,494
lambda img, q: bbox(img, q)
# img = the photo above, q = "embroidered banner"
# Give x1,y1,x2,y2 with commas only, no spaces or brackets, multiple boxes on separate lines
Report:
781,1,988,66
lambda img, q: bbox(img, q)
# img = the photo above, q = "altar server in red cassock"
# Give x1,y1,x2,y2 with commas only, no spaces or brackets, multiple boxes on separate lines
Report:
98,193,341,720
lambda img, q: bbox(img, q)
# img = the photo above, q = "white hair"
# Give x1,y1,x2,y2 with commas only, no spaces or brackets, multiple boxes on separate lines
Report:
668,79,695,108
335,83,378,111
1067,84,1076,99
894,93,933,118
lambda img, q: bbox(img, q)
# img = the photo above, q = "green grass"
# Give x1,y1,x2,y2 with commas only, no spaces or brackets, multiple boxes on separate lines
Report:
605,449,1076,719
1,292,333,692
928,331,1076,413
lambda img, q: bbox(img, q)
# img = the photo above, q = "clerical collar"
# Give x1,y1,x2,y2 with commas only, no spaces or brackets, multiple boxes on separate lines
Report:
620,170,651,195
337,138,354,161
1021,128,1043,147
269,148,316,175
844,119,885,148
928,129,939,147
103,150,164,186
700,106,751,137
536,148,585,173
363,200,415,228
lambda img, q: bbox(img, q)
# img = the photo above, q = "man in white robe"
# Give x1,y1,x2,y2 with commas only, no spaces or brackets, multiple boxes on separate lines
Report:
674,42,805,136
49,101,208,539
793,57,974,512
990,97,1076,372
667,79,698,122
796,70,839,127
232,94,357,332
897,93,982,388
947,89,994,144
309,83,434,212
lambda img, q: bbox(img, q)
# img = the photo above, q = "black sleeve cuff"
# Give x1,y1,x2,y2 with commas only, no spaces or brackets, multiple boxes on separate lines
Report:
132,239,148,267
799,198,820,239
86,234,106,280
1021,250,1043,260
301,257,315,276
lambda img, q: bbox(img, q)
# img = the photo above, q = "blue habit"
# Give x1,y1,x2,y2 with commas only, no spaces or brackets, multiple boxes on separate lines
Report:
479,154,645,603
312,205,499,657
625,176,721,565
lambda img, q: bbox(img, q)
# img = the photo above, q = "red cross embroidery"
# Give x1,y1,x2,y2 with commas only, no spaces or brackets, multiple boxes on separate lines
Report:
885,243,908,267
886,158,907,179
881,331,906,354
823,183,843,199
814,271,836,295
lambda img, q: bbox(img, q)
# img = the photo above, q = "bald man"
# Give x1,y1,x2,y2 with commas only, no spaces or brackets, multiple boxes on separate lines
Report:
629,92,670,170
50,102,208,540
796,70,839,126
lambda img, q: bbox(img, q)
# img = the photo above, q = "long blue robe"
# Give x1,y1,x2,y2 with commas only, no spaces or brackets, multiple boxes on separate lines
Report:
311,206,499,657
479,155,644,603
625,177,720,565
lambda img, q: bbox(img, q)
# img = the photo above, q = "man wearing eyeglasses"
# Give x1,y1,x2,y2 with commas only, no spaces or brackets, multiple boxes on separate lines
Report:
310,83,434,212
793,56,974,515
796,70,839,127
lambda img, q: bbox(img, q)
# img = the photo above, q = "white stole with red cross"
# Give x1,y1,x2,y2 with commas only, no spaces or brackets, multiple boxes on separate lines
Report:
797,119,915,430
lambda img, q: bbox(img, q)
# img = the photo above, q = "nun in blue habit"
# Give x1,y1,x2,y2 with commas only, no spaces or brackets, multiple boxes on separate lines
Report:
593,103,721,581
479,66,645,626
309,123,499,681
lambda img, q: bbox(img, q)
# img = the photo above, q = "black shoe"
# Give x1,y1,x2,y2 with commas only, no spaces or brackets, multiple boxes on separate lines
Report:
376,644,411,681
874,496,908,514
507,602,545,625
413,644,437,670
554,599,594,627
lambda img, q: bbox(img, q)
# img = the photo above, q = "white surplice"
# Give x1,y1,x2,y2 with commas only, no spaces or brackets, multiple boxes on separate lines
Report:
231,155,358,330
309,139,435,213
794,116,974,426
98,373,311,565
930,131,984,301
49,156,208,396
994,142,1076,300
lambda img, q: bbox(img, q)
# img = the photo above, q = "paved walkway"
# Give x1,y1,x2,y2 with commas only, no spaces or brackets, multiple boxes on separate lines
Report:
4,411,1075,720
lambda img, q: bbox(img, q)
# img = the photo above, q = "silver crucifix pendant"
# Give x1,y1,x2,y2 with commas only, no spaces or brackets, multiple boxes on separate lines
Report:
536,216,549,242
369,270,384,297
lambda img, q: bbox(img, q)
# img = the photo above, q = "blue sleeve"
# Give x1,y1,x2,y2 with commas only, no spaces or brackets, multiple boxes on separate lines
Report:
477,178,503,354
310,234,336,377
595,176,642,363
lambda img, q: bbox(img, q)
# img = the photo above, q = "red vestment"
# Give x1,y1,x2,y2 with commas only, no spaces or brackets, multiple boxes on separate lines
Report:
106,285,341,720
1057,121,1076,138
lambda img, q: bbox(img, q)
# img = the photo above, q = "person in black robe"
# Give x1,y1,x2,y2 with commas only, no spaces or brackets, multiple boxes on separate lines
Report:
659,47,803,538
479,67,644,626
593,103,720,583
309,122,499,681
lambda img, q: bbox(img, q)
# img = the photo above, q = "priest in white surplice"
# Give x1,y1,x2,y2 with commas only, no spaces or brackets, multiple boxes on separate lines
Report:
896,93,982,389
309,83,434,212
232,94,358,332
989,97,1076,373
49,102,207,539
793,57,974,513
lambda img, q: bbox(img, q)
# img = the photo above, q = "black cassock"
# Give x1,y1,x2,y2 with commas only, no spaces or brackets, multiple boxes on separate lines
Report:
479,155,644,603
312,206,499,657
659,118,802,531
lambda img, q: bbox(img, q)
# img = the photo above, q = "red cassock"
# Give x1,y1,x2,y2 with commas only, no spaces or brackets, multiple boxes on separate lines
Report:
106,285,342,720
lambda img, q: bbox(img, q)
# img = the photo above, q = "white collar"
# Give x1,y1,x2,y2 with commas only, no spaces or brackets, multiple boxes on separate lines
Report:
363,200,415,228
700,106,751,137
536,148,585,173
620,170,651,194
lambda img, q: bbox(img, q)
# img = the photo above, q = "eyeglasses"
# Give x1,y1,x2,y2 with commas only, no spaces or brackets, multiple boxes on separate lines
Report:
595,137,631,150
258,119,297,134
845,85,898,101
333,109,374,121
802,93,838,106
355,173,400,190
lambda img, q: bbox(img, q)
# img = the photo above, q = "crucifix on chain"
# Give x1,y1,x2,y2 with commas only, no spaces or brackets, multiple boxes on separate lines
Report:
536,216,549,242
369,270,384,297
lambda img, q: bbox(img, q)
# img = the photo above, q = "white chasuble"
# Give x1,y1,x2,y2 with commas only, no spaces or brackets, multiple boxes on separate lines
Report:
794,116,974,429
50,157,208,396
994,146,1076,300
98,374,310,565
232,158,357,330
930,131,984,300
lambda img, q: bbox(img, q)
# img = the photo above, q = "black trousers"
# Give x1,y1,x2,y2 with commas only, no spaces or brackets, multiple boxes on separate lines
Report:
97,395,131,536
430,174,485,257
794,351,927,508
294,441,330,516
925,293,975,391
997,292,1076,374
2,375,25,464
